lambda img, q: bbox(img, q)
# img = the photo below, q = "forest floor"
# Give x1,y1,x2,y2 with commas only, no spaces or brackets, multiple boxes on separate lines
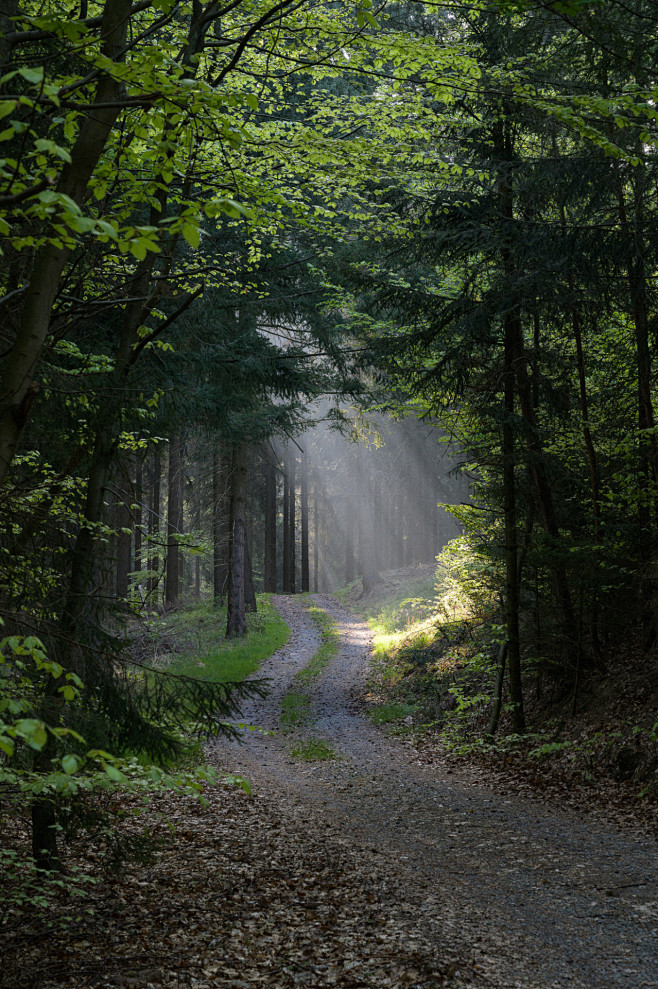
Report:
207,594,658,989
3,594,657,989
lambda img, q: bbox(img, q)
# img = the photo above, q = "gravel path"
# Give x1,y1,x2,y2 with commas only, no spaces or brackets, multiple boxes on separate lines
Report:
210,594,658,989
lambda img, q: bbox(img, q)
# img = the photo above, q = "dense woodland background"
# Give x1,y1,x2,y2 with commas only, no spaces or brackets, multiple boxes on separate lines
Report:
1,0,658,876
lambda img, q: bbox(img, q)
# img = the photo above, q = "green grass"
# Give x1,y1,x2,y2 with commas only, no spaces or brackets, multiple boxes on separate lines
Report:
293,605,339,683
349,576,439,633
280,690,311,731
279,606,339,735
148,594,289,683
367,700,418,725
291,737,337,761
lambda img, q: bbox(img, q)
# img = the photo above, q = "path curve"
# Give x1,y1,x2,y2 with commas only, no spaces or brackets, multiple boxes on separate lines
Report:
210,594,658,989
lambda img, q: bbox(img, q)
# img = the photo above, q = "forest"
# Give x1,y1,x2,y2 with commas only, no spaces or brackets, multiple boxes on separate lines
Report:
1,1,658,986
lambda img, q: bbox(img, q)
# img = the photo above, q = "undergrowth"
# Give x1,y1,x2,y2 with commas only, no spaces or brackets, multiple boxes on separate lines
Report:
294,606,339,682
142,594,288,683
291,738,337,761
337,544,658,802
280,690,311,731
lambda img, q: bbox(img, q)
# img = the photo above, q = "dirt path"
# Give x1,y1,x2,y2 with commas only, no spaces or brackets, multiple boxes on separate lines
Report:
210,594,658,989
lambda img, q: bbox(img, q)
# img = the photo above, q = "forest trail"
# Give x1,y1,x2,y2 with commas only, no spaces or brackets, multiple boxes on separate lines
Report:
210,594,658,989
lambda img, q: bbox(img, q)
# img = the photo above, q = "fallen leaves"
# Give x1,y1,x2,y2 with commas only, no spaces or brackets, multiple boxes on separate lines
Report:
1,784,479,989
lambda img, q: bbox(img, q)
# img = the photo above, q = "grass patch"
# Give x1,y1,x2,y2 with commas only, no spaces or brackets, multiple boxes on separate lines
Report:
280,690,311,732
367,700,418,725
147,595,288,683
291,737,337,761
294,606,339,683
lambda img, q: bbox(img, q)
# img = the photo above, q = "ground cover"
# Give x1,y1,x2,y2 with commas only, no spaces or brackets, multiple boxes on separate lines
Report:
336,561,658,827
280,603,339,760
138,595,289,683
290,737,337,761
280,690,311,731
293,606,339,683
210,593,658,987
4,594,657,989
0,595,290,948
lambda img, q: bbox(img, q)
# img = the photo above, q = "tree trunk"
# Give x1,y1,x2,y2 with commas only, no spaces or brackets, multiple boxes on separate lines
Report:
313,474,320,592
115,479,132,601
512,316,577,648
282,452,290,592
148,450,161,602
617,174,657,649
344,488,355,584
0,0,19,73
134,459,143,578
165,436,182,610
288,450,296,593
263,446,277,592
357,448,381,596
177,466,184,597
212,450,226,604
0,0,131,485
193,469,201,601
245,536,258,613
503,315,525,734
300,447,310,592
226,444,248,637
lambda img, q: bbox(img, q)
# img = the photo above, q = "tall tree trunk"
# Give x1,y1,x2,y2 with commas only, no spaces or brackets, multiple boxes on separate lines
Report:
115,479,132,601
0,0,19,73
212,450,224,604
345,487,355,584
263,446,277,592
288,450,296,593
357,448,381,596
313,474,320,592
503,316,525,734
226,444,248,637
282,449,290,593
512,317,577,649
245,536,258,613
148,450,161,602
193,469,201,601
177,464,184,598
165,436,182,610
572,309,600,540
496,111,575,658
0,0,131,485
617,174,657,649
134,459,143,579
300,447,310,592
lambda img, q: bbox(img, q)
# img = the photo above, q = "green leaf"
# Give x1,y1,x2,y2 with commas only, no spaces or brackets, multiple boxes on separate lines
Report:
34,138,72,163
129,240,147,261
15,718,48,750
62,753,81,775
225,773,253,795
0,737,15,757
181,222,201,249
18,67,44,85
102,763,126,782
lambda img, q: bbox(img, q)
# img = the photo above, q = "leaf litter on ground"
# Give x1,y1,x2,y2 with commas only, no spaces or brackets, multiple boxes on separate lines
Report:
1,783,482,989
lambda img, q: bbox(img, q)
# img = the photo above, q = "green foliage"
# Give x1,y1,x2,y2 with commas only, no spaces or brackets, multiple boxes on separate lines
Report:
0,848,95,928
367,700,417,725
291,737,337,761
294,606,339,682
280,691,311,732
0,630,258,927
147,596,288,685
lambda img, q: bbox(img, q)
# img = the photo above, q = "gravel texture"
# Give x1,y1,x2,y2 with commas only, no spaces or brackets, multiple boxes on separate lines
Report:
210,593,658,989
